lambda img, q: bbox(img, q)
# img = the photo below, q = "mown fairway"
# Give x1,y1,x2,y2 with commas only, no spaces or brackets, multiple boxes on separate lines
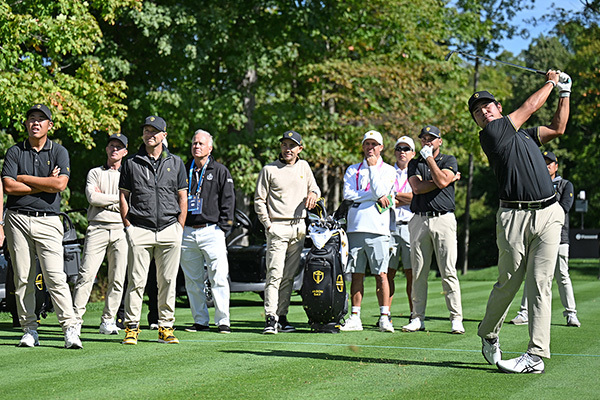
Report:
1,263,599,399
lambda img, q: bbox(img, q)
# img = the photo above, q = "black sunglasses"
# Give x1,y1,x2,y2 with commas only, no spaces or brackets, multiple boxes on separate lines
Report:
395,146,412,152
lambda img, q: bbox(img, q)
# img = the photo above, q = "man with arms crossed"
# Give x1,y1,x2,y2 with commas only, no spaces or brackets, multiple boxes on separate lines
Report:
255,130,320,334
180,130,235,334
119,116,187,345
469,69,571,373
2,104,81,348
402,126,464,335
72,133,129,335
341,130,396,333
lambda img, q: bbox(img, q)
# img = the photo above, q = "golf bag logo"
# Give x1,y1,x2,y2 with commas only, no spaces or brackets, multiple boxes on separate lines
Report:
35,273,44,290
313,270,324,284
336,274,344,292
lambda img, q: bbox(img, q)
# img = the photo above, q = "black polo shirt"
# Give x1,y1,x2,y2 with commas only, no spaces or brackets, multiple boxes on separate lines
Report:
479,116,554,201
408,152,457,213
1,139,70,213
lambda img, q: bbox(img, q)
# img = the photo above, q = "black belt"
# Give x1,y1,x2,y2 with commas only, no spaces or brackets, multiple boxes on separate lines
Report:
500,197,556,210
416,211,449,217
188,223,214,229
396,221,409,225
14,210,57,217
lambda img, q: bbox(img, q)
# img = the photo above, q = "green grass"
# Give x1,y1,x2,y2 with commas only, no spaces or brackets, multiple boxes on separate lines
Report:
1,261,599,399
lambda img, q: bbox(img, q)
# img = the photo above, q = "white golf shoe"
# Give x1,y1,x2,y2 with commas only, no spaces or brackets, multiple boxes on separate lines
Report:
65,326,83,349
340,314,363,331
378,315,395,333
496,353,544,374
402,317,425,332
18,328,40,347
99,320,120,335
481,337,502,365
451,319,465,334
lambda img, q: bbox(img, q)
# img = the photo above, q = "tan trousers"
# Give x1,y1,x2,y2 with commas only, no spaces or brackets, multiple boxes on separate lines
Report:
409,212,462,321
478,202,564,358
72,222,128,324
5,210,77,332
264,220,305,318
124,223,183,328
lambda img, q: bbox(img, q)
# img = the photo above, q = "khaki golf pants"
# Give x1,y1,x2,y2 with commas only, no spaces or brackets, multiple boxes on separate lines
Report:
124,223,183,328
409,212,462,322
5,210,77,332
264,220,305,318
72,222,128,324
478,202,563,358
518,243,578,318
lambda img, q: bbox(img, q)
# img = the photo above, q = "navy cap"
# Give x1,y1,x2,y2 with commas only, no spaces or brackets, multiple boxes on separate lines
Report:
542,150,557,163
26,104,52,120
468,91,497,114
280,130,302,145
108,133,128,148
142,116,167,132
419,125,441,138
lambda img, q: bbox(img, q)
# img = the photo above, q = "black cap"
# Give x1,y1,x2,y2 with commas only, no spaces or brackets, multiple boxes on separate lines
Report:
279,130,302,145
468,91,496,114
142,116,167,132
419,125,441,138
542,150,557,163
108,133,128,148
26,104,52,120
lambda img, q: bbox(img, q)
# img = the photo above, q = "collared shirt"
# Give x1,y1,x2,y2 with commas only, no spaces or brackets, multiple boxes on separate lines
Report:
408,152,457,213
393,164,413,223
479,116,554,202
185,156,235,234
1,139,70,213
343,158,396,234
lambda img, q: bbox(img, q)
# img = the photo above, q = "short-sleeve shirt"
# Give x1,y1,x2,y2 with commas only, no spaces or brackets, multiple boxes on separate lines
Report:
479,116,554,201
1,139,70,213
408,153,457,213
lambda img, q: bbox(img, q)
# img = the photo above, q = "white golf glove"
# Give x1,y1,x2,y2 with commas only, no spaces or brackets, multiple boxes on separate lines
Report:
557,72,572,98
420,145,433,159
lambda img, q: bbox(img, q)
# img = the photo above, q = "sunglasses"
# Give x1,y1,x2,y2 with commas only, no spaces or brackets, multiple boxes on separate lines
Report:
395,146,412,152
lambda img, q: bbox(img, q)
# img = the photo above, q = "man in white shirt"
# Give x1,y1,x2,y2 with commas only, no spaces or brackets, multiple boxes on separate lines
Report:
340,130,397,333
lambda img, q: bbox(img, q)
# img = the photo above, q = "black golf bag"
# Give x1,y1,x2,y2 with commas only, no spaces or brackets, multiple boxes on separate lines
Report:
301,199,350,333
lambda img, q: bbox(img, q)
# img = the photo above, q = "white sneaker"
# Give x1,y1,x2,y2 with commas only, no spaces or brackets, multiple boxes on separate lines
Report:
340,314,363,331
566,313,581,327
451,319,465,334
18,329,40,347
65,326,83,349
482,337,502,365
99,321,120,335
496,353,544,374
378,315,394,333
73,322,82,337
509,312,528,325
402,317,425,332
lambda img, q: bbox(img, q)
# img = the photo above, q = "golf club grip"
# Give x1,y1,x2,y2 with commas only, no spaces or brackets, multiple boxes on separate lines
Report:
535,70,547,76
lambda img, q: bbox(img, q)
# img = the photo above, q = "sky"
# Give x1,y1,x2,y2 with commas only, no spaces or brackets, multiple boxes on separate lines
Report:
495,0,585,55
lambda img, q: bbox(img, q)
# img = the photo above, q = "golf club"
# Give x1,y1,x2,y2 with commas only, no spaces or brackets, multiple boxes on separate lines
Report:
445,49,546,75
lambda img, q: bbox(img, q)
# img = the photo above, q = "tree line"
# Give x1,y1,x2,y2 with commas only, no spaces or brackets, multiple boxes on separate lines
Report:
1,0,598,268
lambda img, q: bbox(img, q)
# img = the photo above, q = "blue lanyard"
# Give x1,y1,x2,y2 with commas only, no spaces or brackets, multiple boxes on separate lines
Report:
188,159,209,195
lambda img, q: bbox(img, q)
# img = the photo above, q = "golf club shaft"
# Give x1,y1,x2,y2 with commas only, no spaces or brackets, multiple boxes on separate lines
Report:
451,50,546,75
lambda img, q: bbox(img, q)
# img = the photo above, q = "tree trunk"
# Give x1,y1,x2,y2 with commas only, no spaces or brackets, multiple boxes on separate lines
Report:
462,154,474,275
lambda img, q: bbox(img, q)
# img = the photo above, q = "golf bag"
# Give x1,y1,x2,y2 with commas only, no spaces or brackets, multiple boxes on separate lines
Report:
301,199,350,333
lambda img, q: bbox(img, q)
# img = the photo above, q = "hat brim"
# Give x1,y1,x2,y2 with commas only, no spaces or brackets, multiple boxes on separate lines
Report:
142,123,166,132
469,98,495,114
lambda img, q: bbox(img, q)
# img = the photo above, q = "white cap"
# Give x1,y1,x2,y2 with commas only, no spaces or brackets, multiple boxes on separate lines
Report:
395,136,415,151
362,130,383,145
